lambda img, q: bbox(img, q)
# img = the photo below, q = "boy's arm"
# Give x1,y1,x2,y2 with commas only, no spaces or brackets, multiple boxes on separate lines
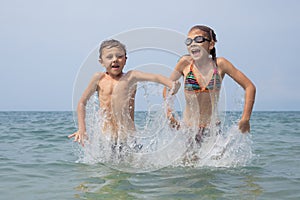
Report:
68,72,103,146
131,70,180,129
131,70,181,95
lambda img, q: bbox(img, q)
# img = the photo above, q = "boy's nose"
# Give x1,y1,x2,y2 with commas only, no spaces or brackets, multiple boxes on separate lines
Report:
112,56,118,62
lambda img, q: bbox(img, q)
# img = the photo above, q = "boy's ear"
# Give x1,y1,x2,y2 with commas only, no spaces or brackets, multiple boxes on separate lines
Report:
99,58,103,64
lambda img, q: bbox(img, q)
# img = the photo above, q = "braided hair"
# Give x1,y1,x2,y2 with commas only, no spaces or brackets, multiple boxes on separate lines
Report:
189,25,217,62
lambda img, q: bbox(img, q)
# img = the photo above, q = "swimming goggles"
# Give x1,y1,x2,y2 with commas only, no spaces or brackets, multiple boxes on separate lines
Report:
185,36,211,46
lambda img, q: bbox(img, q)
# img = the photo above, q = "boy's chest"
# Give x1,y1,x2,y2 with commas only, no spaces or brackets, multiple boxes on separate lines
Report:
98,80,116,96
97,74,133,100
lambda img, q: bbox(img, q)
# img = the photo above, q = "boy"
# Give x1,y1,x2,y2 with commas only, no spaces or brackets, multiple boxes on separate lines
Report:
68,39,180,147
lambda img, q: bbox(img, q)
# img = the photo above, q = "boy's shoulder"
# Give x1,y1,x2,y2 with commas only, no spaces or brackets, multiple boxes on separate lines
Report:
122,70,136,77
121,70,144,81
90,72,106,83
93,72,106,78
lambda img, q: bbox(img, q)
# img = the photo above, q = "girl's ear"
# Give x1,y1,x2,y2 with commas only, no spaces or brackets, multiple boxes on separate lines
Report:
209,41,215,50
99,58,102,64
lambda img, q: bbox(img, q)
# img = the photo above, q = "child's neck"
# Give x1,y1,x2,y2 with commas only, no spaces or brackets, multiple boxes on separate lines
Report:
193,57,210,68
106,71,124,80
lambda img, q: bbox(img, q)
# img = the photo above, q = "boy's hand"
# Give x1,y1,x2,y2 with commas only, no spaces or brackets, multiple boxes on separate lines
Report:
68,130,88,147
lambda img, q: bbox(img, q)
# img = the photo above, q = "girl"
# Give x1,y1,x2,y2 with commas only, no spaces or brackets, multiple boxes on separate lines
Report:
167,25,256,142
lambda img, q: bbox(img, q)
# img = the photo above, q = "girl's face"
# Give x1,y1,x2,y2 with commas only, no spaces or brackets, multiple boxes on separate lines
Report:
186,29,214,60
99,47,127,77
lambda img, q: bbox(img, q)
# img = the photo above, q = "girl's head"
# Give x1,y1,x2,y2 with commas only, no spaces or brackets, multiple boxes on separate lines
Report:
186,25,217,61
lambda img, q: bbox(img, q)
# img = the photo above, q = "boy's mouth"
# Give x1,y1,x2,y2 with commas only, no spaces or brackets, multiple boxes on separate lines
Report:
111,65,120,69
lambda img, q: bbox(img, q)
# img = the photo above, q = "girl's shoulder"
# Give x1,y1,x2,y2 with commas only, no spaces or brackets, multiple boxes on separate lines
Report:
216,57,233,70
216,57,228,66
216,57,240,78
176,55,192,72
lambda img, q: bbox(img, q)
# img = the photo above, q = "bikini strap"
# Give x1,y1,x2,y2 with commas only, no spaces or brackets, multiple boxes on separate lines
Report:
213,67,218,74
190,61,194,71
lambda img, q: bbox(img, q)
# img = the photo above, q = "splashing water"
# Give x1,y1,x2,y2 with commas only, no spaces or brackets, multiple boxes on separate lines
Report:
73,84,253,173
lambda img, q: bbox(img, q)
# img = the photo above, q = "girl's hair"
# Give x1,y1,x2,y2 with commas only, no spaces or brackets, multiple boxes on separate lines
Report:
99,39,127,59
189,25,217,62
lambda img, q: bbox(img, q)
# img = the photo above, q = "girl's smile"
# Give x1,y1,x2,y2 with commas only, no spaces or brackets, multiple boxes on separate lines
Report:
190,46,201,57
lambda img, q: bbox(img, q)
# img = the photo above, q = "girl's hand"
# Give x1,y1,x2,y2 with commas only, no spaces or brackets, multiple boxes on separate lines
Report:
169,81,181,95
168,113,180,130
238,119,250,133
68,130,88,147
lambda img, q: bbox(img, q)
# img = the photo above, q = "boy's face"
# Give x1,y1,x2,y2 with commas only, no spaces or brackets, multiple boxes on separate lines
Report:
99,47,127,77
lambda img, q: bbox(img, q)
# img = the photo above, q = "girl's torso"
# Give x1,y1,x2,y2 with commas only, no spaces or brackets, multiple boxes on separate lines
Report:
181,60,222,127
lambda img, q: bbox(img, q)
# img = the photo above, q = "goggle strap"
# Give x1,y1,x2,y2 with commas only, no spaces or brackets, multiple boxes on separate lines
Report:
209,30,213,42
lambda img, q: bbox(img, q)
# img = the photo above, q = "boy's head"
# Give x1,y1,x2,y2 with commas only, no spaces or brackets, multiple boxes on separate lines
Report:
99,39,127,77
99,39,127,59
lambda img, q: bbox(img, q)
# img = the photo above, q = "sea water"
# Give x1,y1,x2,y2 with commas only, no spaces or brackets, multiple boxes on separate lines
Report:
1,111,300,199
74,91,253,173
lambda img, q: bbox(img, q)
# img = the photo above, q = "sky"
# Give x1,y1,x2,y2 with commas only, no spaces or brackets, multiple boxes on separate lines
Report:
0,0,299,111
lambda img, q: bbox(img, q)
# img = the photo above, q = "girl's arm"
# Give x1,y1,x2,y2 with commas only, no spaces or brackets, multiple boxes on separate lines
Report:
170,55,191,81
163,55,191,96
163,56,191,128
218,57,256,133
68,72,103,146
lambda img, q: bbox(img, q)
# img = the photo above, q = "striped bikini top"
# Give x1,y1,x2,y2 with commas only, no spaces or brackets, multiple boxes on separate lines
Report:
184,63,221,93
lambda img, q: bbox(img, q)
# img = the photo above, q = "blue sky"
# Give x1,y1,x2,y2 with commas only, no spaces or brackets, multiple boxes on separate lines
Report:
0,0,299,111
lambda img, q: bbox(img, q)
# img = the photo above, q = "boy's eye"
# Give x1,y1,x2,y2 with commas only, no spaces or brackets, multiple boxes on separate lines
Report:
106,55,113,59
105,54,124,60
115,54,125,58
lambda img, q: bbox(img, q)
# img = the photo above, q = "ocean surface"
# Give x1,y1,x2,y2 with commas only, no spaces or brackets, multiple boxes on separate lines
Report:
0,111,299,200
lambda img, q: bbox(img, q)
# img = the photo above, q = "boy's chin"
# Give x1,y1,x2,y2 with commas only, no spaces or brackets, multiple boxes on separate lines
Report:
108,70,123,77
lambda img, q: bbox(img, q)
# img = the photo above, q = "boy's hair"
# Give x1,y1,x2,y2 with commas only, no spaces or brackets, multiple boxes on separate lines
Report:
189,25,217,62
99,39,127,59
